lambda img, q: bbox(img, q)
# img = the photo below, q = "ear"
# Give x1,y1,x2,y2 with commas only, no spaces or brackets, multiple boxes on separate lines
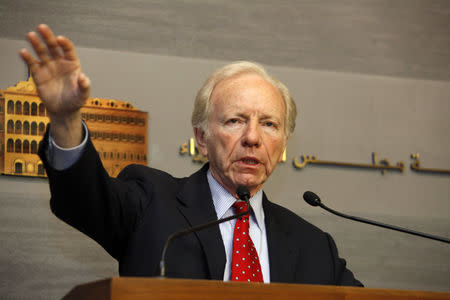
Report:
278,136,289,163
194,127,208,157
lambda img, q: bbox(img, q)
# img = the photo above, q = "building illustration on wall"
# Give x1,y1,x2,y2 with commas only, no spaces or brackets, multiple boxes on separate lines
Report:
0,77,148,178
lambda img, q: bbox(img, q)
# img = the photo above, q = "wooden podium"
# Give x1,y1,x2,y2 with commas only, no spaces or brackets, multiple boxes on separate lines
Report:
61,277,450,300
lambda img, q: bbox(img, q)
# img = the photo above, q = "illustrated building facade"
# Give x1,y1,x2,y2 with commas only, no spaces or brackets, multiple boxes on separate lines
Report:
0,77,148,178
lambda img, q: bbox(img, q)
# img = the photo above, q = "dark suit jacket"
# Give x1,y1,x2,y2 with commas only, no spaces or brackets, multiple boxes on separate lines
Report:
39,131,362,286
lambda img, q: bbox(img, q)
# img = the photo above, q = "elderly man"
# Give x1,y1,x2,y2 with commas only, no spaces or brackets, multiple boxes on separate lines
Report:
21,24,362,285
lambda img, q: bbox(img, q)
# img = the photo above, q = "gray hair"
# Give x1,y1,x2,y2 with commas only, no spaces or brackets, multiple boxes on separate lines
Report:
191,61,297,137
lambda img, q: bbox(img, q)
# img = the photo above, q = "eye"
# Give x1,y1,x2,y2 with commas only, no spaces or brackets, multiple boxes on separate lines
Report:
263,120,279,129
227,118,240,124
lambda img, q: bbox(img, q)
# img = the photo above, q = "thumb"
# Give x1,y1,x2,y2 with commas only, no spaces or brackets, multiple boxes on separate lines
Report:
78,72,91,100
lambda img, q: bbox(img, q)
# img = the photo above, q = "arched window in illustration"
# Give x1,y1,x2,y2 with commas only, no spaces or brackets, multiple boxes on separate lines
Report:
23,121,30,135
23,102,30,115
39,103,45,116
136,154,140,161
7,120,14,133
31,102,38,116
130,153,134,161
38,122,45,136
15,120,22,134
7,100,14,114
23,140,30,153
7,139,14,152
15,162,23,174
15,101,22,115
110,152,114,159
15,139,22,153
38,163,45,175
31,122,37,135
30,141,38,154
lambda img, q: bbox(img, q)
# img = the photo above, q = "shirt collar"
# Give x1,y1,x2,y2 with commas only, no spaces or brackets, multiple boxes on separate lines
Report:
207,170,264,230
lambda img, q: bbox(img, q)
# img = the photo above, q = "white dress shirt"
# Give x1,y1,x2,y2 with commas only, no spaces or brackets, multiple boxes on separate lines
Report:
207,171,270,283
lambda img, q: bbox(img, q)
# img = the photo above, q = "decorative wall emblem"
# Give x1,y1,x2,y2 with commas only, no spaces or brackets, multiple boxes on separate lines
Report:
0,77,148,178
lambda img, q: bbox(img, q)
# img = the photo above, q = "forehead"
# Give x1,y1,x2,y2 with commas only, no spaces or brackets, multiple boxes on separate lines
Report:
210,73,285,115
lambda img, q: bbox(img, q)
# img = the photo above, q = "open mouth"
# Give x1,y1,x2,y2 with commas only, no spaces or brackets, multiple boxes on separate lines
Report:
241,158,260,165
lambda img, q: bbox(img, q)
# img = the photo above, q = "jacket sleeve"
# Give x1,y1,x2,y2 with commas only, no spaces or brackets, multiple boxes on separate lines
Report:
39,127,151,260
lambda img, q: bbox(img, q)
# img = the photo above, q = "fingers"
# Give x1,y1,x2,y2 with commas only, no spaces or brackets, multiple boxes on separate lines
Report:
56,35,78,61
37,24,63,59
23,24,78,64
19,48,39,70
27,30,51,64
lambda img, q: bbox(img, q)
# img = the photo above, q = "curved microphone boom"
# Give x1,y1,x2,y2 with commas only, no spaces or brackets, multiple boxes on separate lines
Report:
159,186,251,277
303,191,450,244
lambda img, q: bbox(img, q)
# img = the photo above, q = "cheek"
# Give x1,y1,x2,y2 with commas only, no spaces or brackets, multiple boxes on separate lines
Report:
214,132,237,151
207,139,227,160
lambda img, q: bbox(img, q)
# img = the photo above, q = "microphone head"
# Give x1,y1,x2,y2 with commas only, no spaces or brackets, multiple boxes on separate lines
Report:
236,186,250,201
303,191,321,207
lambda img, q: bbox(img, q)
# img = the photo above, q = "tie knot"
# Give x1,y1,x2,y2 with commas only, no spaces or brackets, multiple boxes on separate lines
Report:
232,201,248,214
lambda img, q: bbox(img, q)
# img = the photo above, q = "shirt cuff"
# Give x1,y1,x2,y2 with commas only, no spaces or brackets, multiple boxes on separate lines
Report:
48,121,89,171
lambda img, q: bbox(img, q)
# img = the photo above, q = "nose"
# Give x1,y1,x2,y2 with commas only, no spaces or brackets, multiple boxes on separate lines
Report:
242,121,261,147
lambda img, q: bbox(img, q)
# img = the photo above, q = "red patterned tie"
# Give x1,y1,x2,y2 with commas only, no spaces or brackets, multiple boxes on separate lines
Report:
231,201,263,282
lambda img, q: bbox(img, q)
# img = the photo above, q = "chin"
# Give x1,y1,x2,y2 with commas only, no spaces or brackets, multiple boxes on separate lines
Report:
234,177,264,190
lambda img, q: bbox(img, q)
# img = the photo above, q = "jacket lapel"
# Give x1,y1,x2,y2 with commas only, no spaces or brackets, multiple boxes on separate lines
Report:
263,195,299,283
176,163,226,280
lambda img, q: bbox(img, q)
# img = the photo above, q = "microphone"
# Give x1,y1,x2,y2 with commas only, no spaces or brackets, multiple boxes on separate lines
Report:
303,191,450,244
159,185,251,277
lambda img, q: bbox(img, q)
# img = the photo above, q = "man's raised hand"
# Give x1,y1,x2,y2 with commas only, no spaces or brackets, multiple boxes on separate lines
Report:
20,24,89,147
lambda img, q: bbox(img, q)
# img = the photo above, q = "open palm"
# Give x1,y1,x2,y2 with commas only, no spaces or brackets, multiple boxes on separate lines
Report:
20,24,90,118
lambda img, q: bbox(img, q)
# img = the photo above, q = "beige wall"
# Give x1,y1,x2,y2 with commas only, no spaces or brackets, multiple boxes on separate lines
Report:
0,38,449,299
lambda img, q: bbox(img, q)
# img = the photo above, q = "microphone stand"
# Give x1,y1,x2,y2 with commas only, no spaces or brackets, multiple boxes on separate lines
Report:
303,191,450,244
319,202,450,244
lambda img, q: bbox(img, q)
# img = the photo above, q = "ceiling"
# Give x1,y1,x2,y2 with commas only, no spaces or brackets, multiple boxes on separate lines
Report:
1,0,449,81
